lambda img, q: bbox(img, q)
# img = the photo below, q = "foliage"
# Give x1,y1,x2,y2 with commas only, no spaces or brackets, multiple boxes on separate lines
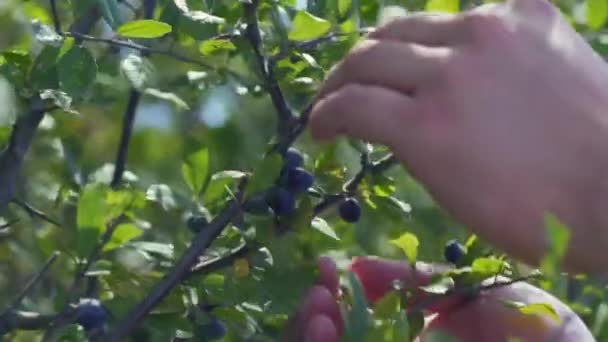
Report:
0,0,607,341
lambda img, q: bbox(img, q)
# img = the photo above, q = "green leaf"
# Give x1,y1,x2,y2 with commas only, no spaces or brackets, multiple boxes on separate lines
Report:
182,147,210,195
143,88,190,111
502,301,561,323
544,213,571,259
587,0,608,30
390,232,419,265
373,291,400,319
77,183,109,256
592,303,608,336
98,0,118,28
117,20,172,38
104,223,143,251
145,184,177,211
378,5,408,25
288,11,331,41
31,46,60,90
419,276,454,295
58,46,97,98
471,257,507,278
425,0,459,13
173,0,225,24
1,50,32,88
540,213,571,291
32,21,63,47
40,89,76,114
204,170,247,203
199,39,236,56
120,53,151,90
246,153,283,197
338,0,353,18
394,310,411,341
343,271,372,342
408,310,425,340
311,217,340,240
130,241,174,259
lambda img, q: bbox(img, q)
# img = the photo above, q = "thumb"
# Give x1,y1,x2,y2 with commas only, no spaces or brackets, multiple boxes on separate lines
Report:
349,257,463,314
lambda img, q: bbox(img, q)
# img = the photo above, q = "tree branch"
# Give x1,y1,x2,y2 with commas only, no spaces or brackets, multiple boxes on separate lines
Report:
2,252,60,315
111,89,140,188
49,0,61,33
63,32,248,84
0,98,48,210
11,198,61,227
184,242,252,280
0,311,60,335
243,0,293,150
313,153,397,216
106,180,248,341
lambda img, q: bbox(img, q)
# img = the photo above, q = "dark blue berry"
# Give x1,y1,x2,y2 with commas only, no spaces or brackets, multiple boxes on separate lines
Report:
284,147,304,169
265,187,296,216
339,197,361,223
444,240,465,264
187,215,208,233
75,298,107,331
285,167,314,194
201,317,227,340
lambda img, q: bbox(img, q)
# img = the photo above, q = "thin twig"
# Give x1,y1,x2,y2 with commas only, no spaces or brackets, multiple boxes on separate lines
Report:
243,0,293,150
0,311,60,335
370,154,398,175
0,219,18,230
49,0,61,32
313,153,396,215
142,0,157,19
3,251,60,314
11,198,61,227
111,90,141,188
407,272,543,314
106,179,248,341
269,29,373,63
63,32,248,84
184,242,252,280
0,97,48,210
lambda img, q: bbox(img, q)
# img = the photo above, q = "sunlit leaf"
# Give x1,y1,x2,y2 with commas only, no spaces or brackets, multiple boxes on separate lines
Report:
288,11,331,41
77,183,109,256
343,271,372,342
502,301,561,323
587,0,608,30
145,184,177,211
390,232,419,264
104,223,143,251
57,46,97,98
199,39,236,56
117,20,172,38
182,147,210,195
173,0,225,24
426,0,459,13
311,217,340,240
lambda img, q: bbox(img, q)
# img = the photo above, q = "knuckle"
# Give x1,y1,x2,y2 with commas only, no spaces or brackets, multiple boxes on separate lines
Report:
461,11,510,46
347,40,382,65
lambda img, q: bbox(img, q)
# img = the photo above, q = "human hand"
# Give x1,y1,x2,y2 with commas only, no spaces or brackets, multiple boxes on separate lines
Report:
309,0,608,273
283,257,593,342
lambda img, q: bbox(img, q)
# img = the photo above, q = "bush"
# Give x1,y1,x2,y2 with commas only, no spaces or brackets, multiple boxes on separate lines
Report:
0,0,608,341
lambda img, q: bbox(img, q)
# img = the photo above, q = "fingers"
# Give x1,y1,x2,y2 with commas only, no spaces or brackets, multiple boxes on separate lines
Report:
282,257,343,342
309,84,416,146
317,256,339,297
305,314,339,342
316,39,449,101
369,12,471,46
349,257,461,314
